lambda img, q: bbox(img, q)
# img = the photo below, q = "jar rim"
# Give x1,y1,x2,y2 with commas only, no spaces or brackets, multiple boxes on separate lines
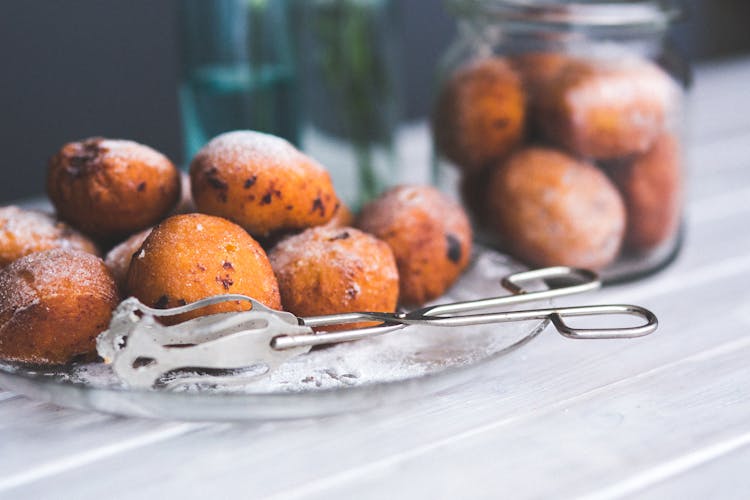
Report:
448,0,682,29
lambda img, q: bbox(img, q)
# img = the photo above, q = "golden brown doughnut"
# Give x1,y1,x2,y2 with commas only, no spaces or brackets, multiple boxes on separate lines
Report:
0,206,98,268
536,58,678,160
609,133,683,252
511,52,570,99
322,202,355,229
47,137,181,241
0,249,119,365
126,213,281,321
104,227,152,293
357,185,473,306
190,131,339,237
172,171,197,215
487,147,625,269
511,52,571,138
269,226,398,327
459,169,493,228
432,57,526,174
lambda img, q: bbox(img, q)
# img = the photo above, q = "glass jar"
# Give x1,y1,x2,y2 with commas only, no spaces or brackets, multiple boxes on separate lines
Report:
432,0,689,282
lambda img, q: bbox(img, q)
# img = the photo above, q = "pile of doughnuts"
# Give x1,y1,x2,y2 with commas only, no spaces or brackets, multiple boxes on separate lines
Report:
0,131,472,365
434,52,683,270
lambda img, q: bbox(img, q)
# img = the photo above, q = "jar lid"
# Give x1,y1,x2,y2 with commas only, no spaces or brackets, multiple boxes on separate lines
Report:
449,0,682,29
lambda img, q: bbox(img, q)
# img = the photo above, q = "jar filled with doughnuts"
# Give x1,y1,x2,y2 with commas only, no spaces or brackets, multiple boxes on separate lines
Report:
432,0,688,281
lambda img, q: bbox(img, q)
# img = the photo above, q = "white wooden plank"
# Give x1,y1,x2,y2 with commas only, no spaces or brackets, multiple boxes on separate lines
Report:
688,57,750,142
0,423,204,494
283,338,750,500
687,131,750,201
634,443,750,500
0,397,206,491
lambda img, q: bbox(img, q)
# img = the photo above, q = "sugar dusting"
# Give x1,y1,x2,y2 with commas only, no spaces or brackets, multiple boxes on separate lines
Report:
270,226,399,287
0,206,97,262
1,248,544,394
361,185,471,241
197,130,327,176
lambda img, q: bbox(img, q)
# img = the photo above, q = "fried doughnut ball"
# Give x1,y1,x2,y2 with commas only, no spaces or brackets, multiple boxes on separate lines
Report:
0,206,98,268
459,170,493,228
172,171,197,215
537,58,678,160
269,227,398,326
357,185,473,306
0,249,119,364
323,202,355,229
190,131,339,237
126,214,281,321
609,133,682,252
487,147,625,269
47,137,181,241
104,228,152,293
511,52,570,99
511,52,571,138
433,57,526,174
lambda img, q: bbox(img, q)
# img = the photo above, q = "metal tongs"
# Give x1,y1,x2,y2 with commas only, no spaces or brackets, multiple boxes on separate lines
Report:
97,267,657,389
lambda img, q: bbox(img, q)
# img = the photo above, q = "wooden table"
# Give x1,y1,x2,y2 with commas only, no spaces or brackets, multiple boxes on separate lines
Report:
1,56,749,500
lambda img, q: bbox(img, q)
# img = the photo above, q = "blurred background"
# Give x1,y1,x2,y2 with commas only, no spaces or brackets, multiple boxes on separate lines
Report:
1,0,749,204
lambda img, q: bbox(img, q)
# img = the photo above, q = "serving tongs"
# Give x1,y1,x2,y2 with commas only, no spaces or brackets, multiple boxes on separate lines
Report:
97,266,657,389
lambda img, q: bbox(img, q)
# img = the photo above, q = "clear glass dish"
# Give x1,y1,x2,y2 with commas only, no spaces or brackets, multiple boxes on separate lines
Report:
0,247,547,421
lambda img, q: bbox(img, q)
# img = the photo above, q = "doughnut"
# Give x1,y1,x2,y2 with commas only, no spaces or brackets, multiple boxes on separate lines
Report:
104,227,152,293
357,185,472,306
322,202,355,229
536,58,678,160
190,131,339,237
486,147,625,269
0,249,119,364
432,57,526,174
47,137,181,241
126,213,281,322
269,226,398,328
0,206,98,268
172,171,197,215
609,133,682,252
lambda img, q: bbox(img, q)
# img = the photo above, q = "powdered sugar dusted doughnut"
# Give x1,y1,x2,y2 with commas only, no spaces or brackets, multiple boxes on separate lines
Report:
0,206,98,268
609,133,683,252
47,137,181,241
104,227,152,293
270,226,398,327
0,249,119,364
537,57,679,160
433,57,526,174
190,131,339,237
487,147,625,269
126,213,281,323
357,185,473,306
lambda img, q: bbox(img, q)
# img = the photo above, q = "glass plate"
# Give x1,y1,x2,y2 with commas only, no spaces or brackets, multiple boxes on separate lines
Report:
0,248,548,421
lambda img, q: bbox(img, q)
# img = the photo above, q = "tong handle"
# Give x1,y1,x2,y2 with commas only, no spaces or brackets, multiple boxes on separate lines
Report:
550,304,658,339
410,266,600,318
378,304,657,337
273,303,657,350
